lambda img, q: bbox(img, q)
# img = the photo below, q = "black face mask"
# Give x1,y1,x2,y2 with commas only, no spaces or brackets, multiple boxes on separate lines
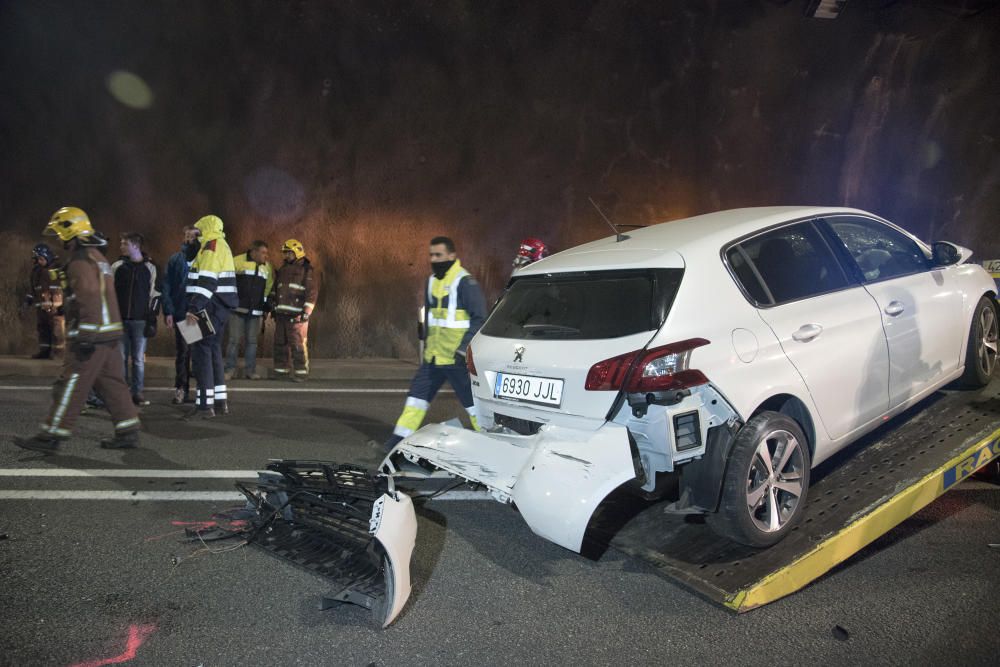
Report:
431,259,455,279
183,239,200,261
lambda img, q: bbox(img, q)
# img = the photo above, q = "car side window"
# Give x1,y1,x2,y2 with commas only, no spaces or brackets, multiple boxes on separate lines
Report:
825,216,931,282
731,221,850,306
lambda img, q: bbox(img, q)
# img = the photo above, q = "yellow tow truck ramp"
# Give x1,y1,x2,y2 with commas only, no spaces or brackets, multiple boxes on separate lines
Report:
599,382,1000,612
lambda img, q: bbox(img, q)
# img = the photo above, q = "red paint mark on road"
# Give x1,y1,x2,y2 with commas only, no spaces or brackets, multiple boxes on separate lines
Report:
67,623,156,667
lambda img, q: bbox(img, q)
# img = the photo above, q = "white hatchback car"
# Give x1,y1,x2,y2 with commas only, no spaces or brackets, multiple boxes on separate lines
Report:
386,206,998,548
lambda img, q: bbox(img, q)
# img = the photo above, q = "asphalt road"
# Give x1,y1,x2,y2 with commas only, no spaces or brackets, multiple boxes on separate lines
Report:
0,376,998,666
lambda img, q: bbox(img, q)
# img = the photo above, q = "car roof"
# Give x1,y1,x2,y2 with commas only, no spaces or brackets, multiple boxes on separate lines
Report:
517,206,880,274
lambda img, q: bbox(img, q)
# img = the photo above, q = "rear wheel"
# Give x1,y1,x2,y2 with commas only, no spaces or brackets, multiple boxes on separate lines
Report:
959,296,998,387
707,411,811,547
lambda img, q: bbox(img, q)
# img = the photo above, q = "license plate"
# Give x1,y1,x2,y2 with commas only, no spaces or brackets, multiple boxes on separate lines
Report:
493,372,564,407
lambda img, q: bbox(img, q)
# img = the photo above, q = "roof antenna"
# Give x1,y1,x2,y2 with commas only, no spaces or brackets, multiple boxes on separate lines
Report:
588,196,629,242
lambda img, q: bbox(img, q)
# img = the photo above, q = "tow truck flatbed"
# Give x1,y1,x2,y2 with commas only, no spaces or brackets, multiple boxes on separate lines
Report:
590,383,1000,612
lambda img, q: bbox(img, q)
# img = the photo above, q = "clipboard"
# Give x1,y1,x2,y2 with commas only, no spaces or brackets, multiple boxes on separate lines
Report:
177,309,215,344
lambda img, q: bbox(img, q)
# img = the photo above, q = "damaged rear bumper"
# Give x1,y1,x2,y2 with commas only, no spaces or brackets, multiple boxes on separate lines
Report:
382,421,637,552
238,460,416,627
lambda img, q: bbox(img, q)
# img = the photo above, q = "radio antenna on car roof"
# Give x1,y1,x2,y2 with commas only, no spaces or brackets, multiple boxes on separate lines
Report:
588,196,629,242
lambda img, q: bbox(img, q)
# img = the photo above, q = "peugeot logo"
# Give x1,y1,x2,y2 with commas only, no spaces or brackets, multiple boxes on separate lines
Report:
513,345,525,363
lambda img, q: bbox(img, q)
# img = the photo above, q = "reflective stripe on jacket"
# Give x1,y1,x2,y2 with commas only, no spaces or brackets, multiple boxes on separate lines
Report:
423,259,487,366
30,264,64,314
64,247,124,344
186,216,237,312
271,258,317,316
233,251,273,316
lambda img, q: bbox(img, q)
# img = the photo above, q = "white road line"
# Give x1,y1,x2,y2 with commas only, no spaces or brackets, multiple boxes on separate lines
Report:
0,489,491,501
0,490,246,501
0,468,259,478
0,385,431,393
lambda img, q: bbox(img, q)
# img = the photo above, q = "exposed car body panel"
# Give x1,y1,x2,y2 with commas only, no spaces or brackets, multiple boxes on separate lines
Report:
386,421,637,552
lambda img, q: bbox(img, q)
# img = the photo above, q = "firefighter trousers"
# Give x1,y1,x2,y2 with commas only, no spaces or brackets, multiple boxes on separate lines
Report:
191,301,231,410
385,362,478,449
273,316,309,377
36,311,65,357
41,340,139,439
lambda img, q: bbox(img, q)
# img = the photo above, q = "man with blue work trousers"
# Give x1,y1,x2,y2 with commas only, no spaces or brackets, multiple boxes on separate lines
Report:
183,215,237,419
383,236,487,452
161,225,200,404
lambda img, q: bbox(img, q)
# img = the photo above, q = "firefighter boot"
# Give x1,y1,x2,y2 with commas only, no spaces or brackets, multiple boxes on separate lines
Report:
100,430,140,450
215,399,229,416
13,434,61,455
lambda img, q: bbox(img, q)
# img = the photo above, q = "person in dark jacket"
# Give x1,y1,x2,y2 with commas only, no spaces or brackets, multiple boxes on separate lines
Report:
225,240,273,380
112,232,161,406
26,243,65,359
161,225,200,404
270,239,318,381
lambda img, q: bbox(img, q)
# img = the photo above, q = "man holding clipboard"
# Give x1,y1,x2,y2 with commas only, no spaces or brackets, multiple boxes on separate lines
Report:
183,215,237,418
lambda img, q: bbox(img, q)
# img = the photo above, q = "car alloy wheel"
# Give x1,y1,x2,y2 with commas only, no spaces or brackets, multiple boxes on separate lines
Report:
977,303,998,378
745,429,806,534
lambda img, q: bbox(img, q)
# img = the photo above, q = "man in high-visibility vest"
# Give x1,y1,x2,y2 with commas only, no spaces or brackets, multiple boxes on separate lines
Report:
183,215,237,418
383,236,487,451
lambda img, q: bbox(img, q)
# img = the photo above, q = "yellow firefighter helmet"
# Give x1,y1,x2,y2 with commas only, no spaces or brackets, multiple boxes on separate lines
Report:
282,238,305,260
44,206,97,242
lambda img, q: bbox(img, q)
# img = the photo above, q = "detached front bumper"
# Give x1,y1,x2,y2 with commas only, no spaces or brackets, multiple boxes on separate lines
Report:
239,461,416,627
382,421,638,552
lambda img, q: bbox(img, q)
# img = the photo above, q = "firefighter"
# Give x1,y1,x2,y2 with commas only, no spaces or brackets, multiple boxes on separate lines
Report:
512,237,549,272
225,240,273,380
270,239,317,382
184,215,237,418
26,243,65,359
383,236,487,451
13,207,140,454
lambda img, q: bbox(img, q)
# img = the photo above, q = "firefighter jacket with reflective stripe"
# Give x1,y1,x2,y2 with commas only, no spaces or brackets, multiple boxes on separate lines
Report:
233,251,274,316
186,216,237,312
64,246,124,344
270,258,317,317
111,255,161,321
29,264,64,314
423,259,487,366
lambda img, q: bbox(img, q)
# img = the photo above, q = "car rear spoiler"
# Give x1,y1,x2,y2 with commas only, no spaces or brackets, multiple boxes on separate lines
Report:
237,460,416,627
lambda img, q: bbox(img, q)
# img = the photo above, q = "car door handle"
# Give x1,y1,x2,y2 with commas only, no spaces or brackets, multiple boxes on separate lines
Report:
884,301,905,317
792,324,823,342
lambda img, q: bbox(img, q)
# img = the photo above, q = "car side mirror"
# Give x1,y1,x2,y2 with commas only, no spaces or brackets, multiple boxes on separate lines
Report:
932,241,965,267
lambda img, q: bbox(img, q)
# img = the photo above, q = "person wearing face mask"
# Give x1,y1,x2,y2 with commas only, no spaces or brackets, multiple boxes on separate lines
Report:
382,236,487,452
160,225,200,404
269,239,317,381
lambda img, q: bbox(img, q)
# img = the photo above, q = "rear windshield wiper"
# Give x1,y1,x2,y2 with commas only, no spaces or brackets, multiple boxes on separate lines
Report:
521,323,581,335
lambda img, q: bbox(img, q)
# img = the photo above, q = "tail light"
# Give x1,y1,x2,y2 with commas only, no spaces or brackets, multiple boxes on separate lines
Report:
466,345,477,377
585,338,710,392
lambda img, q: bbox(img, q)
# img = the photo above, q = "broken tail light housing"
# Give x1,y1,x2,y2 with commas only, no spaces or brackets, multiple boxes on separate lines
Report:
585,338,710,392
466,345,477,377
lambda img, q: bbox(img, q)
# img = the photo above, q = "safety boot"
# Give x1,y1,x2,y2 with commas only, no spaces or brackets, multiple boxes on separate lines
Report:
100,430,140,449
13,434,61,455
215,399,230,416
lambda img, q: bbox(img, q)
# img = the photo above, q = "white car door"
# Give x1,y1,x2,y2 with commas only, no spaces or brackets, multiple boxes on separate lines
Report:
823,215,965,408
726,219,890,441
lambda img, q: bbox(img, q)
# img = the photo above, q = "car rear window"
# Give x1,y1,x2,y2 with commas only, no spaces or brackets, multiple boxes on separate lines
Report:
481,269,682,340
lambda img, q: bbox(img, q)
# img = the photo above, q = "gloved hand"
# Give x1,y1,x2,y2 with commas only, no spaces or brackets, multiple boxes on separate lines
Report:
455,348,467,365
298,312,310,324
73,341,96,362
144,318,157,338
56,305,64,317
23,294,34,308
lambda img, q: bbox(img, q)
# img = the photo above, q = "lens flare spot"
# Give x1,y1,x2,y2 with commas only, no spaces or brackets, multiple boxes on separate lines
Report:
105,71,154,109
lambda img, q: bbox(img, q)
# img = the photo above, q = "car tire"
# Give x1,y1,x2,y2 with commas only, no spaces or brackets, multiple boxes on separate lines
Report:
707,411,811,548
959,296,999,388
